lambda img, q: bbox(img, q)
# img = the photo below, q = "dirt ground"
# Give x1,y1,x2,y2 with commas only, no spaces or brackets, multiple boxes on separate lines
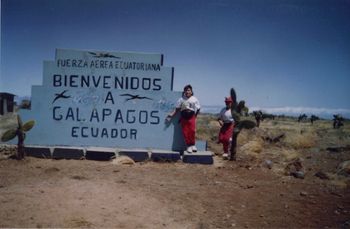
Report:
1,114,350,228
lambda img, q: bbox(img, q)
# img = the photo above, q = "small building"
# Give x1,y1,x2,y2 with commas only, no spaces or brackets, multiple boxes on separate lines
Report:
0,92,15,115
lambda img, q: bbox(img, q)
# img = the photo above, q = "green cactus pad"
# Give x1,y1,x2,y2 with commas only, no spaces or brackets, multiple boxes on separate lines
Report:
242,106,249,114
230,88,237,103
230,88,237,109
17,115,23,126
22,120,35,132
237,120,256,129
1,129,17,142
237,101,245,113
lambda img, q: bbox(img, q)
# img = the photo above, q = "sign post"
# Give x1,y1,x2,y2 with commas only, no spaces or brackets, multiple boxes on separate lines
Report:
21,49,187,150
20,49,212,163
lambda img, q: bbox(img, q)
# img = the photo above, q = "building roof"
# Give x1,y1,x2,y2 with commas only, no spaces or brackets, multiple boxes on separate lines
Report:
0,92,15,98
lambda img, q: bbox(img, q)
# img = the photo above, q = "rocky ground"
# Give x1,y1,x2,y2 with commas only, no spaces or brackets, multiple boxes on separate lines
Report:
0,113,349,228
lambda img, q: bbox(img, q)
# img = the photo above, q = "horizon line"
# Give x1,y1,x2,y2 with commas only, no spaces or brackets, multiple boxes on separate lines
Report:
201,105,350,119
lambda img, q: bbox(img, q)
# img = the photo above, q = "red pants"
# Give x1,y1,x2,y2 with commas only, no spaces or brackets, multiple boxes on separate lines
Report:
180,116,196,146
218,123,233,153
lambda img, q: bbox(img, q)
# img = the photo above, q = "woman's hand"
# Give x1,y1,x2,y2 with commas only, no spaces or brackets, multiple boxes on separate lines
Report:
218,119,224,127
165,114,172,122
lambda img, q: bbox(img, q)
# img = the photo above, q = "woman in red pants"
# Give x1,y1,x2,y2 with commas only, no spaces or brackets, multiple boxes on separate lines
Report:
217,97,234,159
166,84,200,153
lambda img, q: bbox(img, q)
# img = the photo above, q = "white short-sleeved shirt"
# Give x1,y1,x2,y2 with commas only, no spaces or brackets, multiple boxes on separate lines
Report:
176,96,200,113
218,108,234,124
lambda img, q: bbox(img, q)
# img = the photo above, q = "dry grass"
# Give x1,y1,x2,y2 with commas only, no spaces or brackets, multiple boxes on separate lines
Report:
64,217,93,228
327,173,350,188
198,114,350,188
283,131,317,149
240,140,264,158
196,114,220,141
280,148,301,161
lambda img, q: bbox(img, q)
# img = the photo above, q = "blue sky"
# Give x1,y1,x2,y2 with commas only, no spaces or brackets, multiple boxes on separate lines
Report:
1,0,350,117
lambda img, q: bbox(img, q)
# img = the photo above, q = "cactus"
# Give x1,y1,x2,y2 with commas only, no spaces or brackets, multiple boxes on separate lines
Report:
241,106,249,117
310,115,319,125
253,110,263,127
1,115,35,160
229,88,256,161
235,119,256,130
333,114,344,129
298,114,307,122
1,129,17,142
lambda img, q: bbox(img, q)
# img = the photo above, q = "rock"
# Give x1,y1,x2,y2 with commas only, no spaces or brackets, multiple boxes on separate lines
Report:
330,191,343,197
263,159,273,169
314,171,330,180
327,146,350,153
342,220,350,228
290,171,305,179
111,156,135,165
337,160,350,176
300,191,308,196
285,158,304,176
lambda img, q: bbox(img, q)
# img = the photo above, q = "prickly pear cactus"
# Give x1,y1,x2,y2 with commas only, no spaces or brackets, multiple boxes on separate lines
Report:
1,114,35,160
229,88,256,161
22,120,35,132
230,88,256,130
1,129,17,142
235,119,256,130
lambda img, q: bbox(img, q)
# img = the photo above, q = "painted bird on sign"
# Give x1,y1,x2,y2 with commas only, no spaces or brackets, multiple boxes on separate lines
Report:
120,93,153,102
52,90,71,104
88,52,120,58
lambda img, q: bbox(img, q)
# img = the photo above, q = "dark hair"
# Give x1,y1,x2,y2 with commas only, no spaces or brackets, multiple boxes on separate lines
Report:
183,84,193,95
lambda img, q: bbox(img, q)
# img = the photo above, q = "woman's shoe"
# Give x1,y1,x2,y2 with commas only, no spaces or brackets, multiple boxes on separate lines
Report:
186,146,193,153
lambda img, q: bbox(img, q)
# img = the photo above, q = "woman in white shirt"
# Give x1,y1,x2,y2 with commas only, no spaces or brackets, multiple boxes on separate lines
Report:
166,84,200,153
217,97,234,159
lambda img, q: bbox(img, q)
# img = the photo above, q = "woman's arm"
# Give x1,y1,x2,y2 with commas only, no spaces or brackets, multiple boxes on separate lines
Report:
217,118,224,127
166,108,180,121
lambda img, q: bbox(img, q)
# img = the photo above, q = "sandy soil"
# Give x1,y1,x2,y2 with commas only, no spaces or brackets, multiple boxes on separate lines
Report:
0,114,350,228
